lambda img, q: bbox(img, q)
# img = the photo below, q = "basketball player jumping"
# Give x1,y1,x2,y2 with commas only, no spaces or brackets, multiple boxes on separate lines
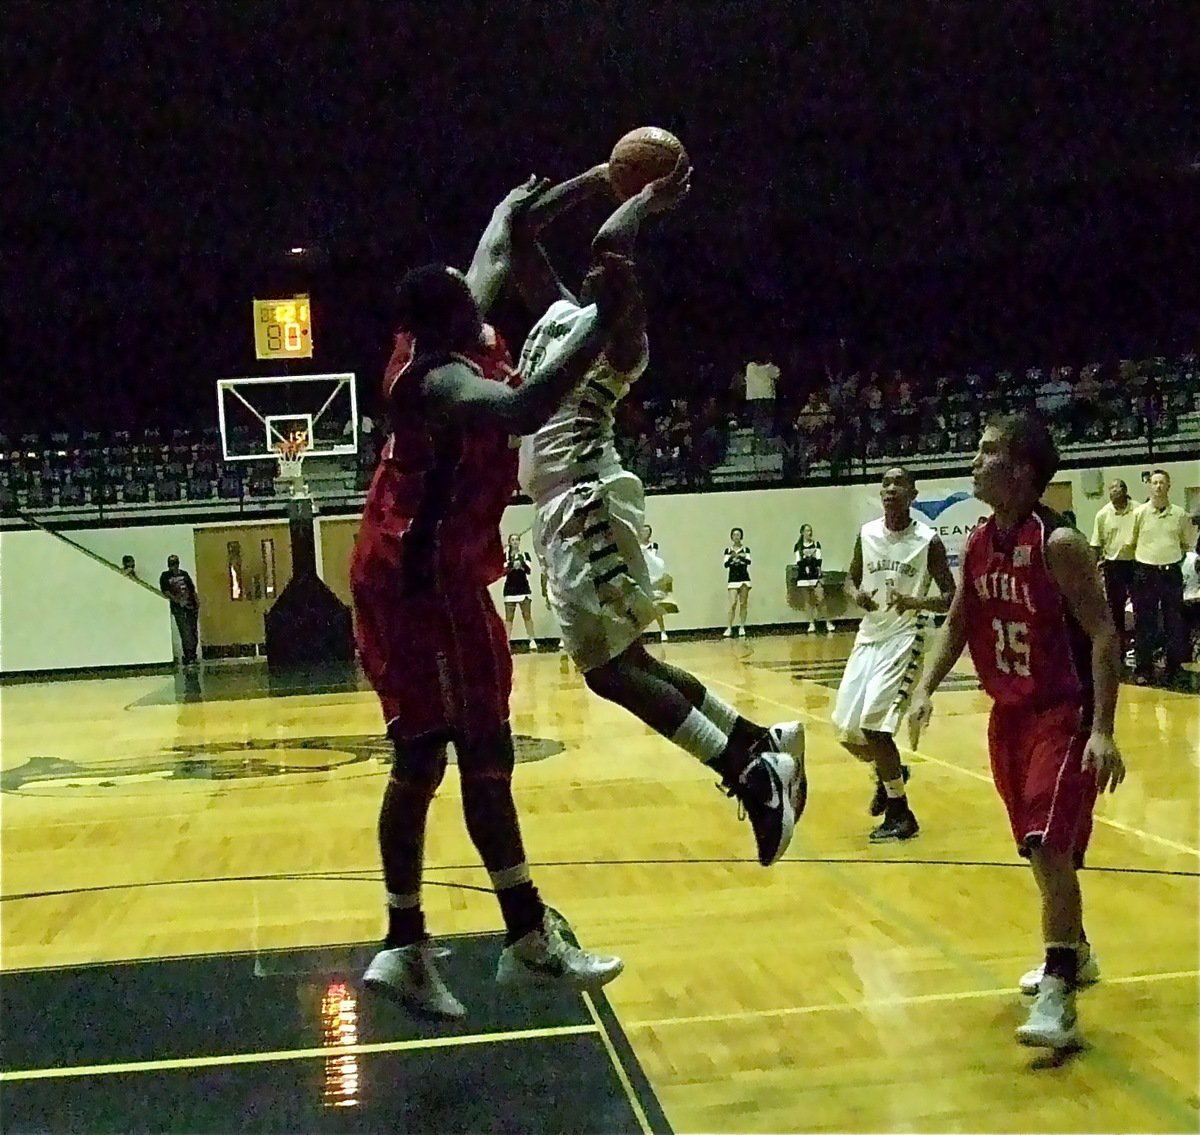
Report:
832,467,956,842
509,160,807,868
908,412,1126,1049
351,179,637,1018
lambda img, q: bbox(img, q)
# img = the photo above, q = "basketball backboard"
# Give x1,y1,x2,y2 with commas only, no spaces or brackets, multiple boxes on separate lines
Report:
216,374,359,462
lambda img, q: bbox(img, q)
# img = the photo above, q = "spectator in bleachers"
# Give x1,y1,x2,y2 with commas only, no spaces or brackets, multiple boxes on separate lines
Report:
120,555,138,580
1035,367,1073,421
743,358,780,432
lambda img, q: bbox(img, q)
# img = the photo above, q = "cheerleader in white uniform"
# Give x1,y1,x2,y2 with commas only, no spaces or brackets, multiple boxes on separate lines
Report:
502,534,538,650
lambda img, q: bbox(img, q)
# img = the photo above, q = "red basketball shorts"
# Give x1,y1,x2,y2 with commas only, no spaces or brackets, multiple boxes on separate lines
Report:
352,569,512,748
988,701,1097,863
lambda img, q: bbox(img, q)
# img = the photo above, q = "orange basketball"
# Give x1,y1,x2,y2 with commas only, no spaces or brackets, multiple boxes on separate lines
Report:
608,127,688,201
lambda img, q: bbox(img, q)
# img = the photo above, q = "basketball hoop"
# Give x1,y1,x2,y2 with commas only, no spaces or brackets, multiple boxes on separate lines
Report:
273,433,310,497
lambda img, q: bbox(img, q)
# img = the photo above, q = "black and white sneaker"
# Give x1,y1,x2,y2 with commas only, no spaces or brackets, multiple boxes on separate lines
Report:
869,806,919,842
868,764,910,816
719,722,806,866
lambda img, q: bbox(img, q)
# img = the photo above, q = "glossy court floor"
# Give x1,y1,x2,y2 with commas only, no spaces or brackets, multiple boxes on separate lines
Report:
2,632,1198,1133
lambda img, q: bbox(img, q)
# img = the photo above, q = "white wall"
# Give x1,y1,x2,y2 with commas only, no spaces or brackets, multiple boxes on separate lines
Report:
491,460,1199,633
65,524,198,588
0,529,175,672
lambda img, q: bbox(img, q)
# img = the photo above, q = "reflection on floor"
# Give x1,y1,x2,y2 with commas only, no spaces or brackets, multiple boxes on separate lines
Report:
0,930,670,1134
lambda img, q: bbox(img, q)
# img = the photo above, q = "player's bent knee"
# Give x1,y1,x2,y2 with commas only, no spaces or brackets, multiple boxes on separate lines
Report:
387,729,449,793
457,724,517,784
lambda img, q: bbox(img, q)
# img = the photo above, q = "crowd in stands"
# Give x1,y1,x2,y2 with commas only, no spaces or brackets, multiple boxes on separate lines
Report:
617,352,1200,488
1,354,1196,515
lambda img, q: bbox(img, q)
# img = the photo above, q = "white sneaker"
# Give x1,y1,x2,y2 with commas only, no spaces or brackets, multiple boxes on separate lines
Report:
528,639,539,652
825,622,835,635
496,913,624,991
737,626,747,638
1015,975,1079,1049
723,628,733,638
1019,946,1100,995
807,621,817,633
363,942,466,1019
660,630,669,642
766,721,808,820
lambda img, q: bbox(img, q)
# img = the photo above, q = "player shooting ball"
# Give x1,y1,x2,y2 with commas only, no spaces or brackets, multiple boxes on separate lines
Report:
508,131,809,870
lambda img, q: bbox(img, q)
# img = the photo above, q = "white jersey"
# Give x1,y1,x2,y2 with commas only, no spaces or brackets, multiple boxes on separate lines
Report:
517,299,648,504
855,516,936,644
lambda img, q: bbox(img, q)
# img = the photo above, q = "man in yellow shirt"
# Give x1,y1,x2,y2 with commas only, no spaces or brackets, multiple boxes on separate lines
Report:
1089,478,1138,654
1129,470,1193,685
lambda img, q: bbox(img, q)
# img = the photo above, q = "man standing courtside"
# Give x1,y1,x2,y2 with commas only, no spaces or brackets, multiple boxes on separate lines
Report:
1128,469,1192,686
159,554,199,666
1089,478,1137,657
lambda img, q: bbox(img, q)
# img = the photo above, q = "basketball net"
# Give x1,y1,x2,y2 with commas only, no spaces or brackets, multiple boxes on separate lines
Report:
273,434,310,497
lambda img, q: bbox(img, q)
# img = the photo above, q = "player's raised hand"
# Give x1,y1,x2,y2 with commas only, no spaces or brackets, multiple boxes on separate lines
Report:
907,688,934,749
640,153,691,213
1082,730,1126,793
497,175,553,219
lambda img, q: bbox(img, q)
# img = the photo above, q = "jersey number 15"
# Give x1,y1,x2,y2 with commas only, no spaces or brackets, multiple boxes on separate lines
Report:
991,619,1031,677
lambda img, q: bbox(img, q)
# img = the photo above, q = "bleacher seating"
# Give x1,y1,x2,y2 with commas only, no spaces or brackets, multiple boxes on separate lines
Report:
0,354,1195,517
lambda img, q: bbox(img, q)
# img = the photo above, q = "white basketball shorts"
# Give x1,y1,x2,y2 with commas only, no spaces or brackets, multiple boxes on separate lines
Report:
532,472,660,672
831,629,926,744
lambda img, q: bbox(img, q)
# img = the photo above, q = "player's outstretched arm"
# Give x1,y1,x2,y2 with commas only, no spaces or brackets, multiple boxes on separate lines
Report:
422,259,633,434
591,155,690,257
522,164,611,233
509,165,611,314
907,582,969,747
464,176,551,315
1046,527,1126,792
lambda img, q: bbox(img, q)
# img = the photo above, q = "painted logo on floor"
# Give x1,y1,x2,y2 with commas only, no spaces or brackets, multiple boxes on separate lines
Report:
0,733,566,793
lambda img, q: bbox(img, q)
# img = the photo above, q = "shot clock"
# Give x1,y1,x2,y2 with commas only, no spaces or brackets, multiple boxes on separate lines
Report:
253,296,314,359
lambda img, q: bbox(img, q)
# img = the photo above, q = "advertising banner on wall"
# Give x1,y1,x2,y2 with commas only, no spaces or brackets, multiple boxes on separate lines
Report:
909,481,990,569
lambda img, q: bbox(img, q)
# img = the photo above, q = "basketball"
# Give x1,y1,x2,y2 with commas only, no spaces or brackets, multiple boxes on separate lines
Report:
608,127,688,200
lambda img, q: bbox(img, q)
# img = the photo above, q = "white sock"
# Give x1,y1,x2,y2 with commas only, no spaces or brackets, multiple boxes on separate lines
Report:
700,689,739,734
671,708,729,765
883,777,907,799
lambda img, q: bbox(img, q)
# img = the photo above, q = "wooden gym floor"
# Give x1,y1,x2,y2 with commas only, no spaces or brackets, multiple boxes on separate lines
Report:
1,632,1197,1132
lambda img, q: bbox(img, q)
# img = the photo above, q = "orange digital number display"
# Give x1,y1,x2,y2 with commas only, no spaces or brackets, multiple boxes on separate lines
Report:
253,295,314,359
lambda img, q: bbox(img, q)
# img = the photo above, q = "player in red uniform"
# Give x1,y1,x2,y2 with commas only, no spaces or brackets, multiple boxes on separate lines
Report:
908,412,1125,1049
352,180,636,1018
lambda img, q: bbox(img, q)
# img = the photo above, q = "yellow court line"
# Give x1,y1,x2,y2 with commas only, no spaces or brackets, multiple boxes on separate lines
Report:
695,667,1200,858
626,969,1200,1031
582,991,654,1135
0,1022,599,1083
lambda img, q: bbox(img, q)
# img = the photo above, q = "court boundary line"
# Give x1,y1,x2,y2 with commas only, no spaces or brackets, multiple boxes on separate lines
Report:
582,991,655,1135
626,968,1200,1031
0,1022,599,1083
694,665,1200,857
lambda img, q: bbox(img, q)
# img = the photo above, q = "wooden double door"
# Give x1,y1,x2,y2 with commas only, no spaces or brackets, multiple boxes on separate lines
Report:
194,523,293,652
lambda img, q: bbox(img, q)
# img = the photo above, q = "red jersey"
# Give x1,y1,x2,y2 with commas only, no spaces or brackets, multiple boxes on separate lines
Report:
357,326,520,587
961,506,1093,719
